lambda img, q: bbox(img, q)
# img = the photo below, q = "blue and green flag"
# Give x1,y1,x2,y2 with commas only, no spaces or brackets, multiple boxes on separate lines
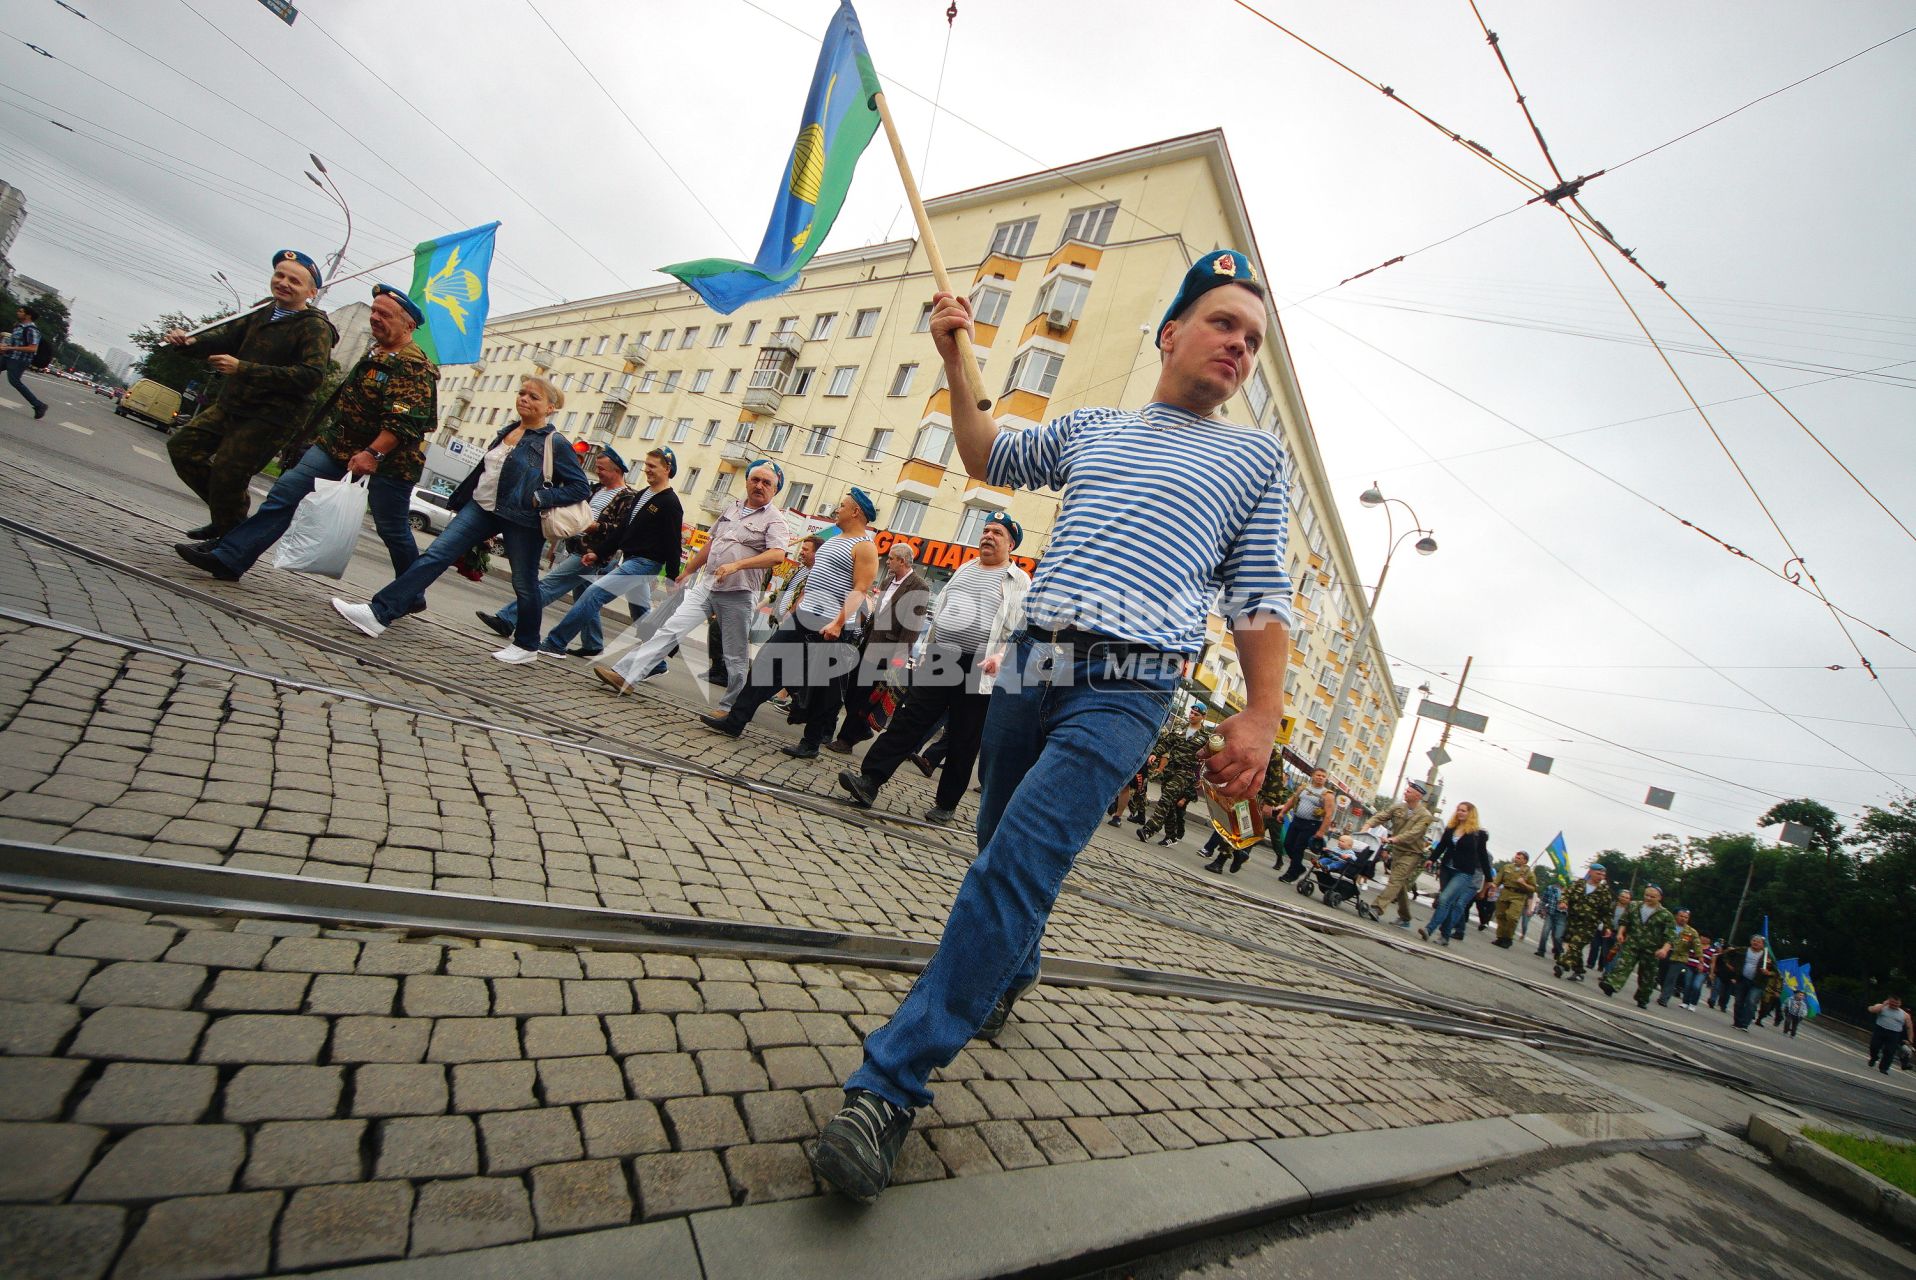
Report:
1777,958,1820,1017
1542,832,1571,887
407,221,499,365
661,1,882,313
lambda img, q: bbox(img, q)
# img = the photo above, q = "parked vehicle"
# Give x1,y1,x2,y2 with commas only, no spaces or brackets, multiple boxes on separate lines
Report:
115,378,184,431
407,487,454,534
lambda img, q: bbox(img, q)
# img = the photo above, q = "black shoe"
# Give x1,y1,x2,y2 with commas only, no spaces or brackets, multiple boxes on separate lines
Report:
1157,837,1175,847
570,646,604,659
782,741,821,759
183,522,217,540
1105,815,1121,827
908,755,935,778
33,404,48,420
1599,982,1616,997
698,714,743,738
475,611,511,638
174,541,239,581
1204,857,1227,874
836,770,877,808
1136,829,1151,841
1656,998,1669,1007
825,739,855,756
976,988,1024,1041
703,669,728,686
809,1089,913,1204
925,807,957,824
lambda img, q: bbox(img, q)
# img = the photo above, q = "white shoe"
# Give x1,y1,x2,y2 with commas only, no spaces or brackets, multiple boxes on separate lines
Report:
492,644,540,665
332,598,385,637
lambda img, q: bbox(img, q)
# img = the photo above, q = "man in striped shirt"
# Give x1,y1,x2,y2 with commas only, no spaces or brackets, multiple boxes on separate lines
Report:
811,249,1294,1202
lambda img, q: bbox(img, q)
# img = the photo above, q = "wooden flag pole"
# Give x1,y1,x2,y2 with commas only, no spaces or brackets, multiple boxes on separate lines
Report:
872,91,992,411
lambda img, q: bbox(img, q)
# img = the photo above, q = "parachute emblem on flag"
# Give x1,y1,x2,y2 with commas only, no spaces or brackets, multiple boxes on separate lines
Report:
424,247,484,334
787,73,839,251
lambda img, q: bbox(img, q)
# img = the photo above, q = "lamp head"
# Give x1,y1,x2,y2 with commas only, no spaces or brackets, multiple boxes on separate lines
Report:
1359,485,1385,507
309,153,328,174
1414,534,1439,556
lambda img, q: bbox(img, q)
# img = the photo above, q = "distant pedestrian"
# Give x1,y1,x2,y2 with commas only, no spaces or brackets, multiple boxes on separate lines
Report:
531,447,683,657
1272,767,1333,880
1369,780,1436,928
1419,802,1490,946
1782,988,1808,1037
1716,934,1775,1030
828,544,930,753
1,303,48,419
1138,707,1209,847
1867,996,1911,1073
1490,852,1536,948
1554,863,1613,982
476,447,632,650
1655,909,1702,1008
1690,937,1720,1012
1533,879,1567,959
1595,890,1633,978
1755,969,1785,1029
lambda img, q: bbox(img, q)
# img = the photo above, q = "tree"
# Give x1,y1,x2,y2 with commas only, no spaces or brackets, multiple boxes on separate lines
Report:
130,311,224,392
1,285,68,365
1759,798,1845,861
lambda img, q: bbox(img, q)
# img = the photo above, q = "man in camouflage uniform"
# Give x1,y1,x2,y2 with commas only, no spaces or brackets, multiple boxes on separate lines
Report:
1138,706,1208,846
164,249,337,538
1554,863,1614,982
1603,884,1675,1007
1655,908,1702,1007
1368,779,1436,927
175,285,436,589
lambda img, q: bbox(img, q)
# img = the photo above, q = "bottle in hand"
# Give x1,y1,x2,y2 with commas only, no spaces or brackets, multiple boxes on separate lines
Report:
1199,734,1266,850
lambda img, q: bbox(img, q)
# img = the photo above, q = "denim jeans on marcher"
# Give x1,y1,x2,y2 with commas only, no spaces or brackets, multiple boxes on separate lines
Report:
1427,874,1476,939
541,556,661,652
498,552,591,628
846,634,1178,1110
370,502,545,646
215,446,420,587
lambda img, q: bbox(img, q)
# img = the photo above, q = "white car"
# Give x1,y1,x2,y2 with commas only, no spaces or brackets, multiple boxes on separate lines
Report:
407,488,455,534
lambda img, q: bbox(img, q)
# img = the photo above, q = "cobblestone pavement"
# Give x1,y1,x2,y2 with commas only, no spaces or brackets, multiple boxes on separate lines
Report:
0,459,1650,1273
0,893,1632,1275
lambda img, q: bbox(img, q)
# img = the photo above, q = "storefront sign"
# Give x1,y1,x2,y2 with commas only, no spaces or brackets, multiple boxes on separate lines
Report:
873,529,1037,576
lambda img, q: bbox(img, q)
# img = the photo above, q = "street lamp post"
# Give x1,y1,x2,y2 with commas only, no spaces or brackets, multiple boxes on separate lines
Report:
1313,483,1437,788
211,272,242,311
305,154,353,297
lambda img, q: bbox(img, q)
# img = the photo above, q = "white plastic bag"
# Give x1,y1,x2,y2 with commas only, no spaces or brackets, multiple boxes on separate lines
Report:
272,475,369,578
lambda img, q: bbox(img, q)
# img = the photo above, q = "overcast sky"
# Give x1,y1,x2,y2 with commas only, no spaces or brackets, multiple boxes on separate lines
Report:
3,0,1912,869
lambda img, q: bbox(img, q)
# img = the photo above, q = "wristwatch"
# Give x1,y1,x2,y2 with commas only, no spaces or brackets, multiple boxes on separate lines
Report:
365,448,387,461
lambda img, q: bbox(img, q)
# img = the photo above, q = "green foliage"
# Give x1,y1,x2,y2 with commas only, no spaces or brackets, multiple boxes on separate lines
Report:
129,310,227,391
1803,1127,1916,1195
1,284,69,363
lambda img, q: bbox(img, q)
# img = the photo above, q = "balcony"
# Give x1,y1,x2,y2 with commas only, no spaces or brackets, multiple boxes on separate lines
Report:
602,384,631,408
719,439,755,466
622,341,650,368
699,488,732,515
742,367,789,415
762,330,804,358
530,346,559,371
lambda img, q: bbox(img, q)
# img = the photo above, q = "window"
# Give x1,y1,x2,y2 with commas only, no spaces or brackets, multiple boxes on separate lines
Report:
766,421,792,452
681,467,701,494
888,363,917,397
785,481,813,513
1004,349,1064,397
721,368,741,394
810,313,837,341
914,303,933,333
731,420,755,442
711,323,731,346
863,429,892,461
662,370,681,392
826,365,857,397
670,417,692,443
615,333,628,351
971,285,1010,327
617,415,637,439
691,369,712,393
742,320,760,344
562,411,577,429
1033,275,1090,323
643,416,664,439
789,367,816,396
635,331,652,349
638,370,657,392
955,507,991,545
852,308,880,337
658,328,676,348
595,336,610,355
989,218,1038,258
774,316,798,336
680,327,699,349
1060,201,1119,246
1245,366,1273,423
710,470,734,498
802,425,836,456
595,371,610,392
911,422,953,466
700,419,721,446
560,339,574,356
890,498,927,535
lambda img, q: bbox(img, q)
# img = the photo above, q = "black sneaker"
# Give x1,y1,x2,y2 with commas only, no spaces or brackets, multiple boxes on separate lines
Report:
570,646,604,659
475,611,511,638
809,1089,913,1204
782,741,821,759
907,755,935,778
925,806,957,824
975,987,1024,1040
183,522,217,540
836,770,877,808
698,713,743,738
174,541,239,581
33,404,48,420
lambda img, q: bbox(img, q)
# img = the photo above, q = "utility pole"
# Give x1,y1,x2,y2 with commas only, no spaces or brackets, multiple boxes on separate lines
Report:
1725,845,1758,947
1422,656,1473,790
1389,681,1433,798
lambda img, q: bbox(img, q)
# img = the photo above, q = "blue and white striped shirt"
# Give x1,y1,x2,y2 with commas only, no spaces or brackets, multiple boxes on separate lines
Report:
987,403,1293,652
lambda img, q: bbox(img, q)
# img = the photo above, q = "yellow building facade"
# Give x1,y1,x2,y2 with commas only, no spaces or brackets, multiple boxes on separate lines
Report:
434,130,1397,801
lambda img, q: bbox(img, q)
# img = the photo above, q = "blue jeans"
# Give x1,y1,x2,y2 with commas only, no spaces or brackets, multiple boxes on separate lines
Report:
371,503,544,647
847,634,1179,1110
1684,968,1706,1004
213,446,419,587
1427,873,1477,939
497,552,592,630
6,362,45,412
540,556,661,653
1533,912,1565,956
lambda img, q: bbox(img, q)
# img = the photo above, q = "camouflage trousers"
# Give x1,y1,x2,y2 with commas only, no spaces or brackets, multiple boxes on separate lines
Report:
1555,923,1601,976
1606,946,1662,1006
167,405,295,533
1140,786,1193,842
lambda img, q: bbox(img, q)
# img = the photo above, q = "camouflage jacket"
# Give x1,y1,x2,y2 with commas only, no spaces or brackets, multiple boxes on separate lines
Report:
1372,799,1435,863
1563,879,1615,933
186,304,335,423
1617,903,1675,954
1151,726,1207,801
1665,924,1703,966
1494,862,1537,898
312,341,439,485
1257,753,1287,811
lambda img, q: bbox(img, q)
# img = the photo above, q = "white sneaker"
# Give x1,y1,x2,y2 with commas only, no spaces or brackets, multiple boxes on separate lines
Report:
332,598,385,637
492,644,540,665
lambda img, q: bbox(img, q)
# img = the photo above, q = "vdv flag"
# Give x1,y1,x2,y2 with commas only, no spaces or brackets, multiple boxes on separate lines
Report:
1543,832,1571,886
661,1,882,313
408,222,500,365
1777,958,1821,1017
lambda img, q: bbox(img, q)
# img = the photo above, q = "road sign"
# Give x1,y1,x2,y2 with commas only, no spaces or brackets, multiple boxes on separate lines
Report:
1426,745,1451,767
1777,820,1813,848
1645,787,1675,810
1416,698,1488,734
1528,753,1554,775
1277,714,1295,745
257,0,298,24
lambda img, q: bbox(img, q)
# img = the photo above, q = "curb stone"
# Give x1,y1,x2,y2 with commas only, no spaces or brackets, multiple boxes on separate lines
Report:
309,1109,1700,1279
1748,1111,1916,1236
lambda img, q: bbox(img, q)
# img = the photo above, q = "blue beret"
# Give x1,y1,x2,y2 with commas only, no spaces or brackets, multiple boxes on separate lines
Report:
649,446,677,478
849,487,876,520
747,459,785,492
983,511,1022,548
1155,249,1261,349
598,446,628,473
371,283,425,328
273,248,321,288
1588,862,1605,872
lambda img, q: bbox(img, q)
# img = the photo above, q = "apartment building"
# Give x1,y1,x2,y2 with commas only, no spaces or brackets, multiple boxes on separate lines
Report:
435,129,1397,798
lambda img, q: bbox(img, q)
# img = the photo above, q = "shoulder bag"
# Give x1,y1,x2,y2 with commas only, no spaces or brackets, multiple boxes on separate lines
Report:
539,431,594,540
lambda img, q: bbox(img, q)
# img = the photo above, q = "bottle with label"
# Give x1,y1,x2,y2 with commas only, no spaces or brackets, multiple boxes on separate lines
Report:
1199,734,1267,849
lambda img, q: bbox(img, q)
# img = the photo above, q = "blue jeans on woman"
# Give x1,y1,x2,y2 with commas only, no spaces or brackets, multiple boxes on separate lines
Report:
846,634,1179,1110
539,556,662,653
1426,873,1477,940
211,445,419,587
497,552,592,632
370,503,545,647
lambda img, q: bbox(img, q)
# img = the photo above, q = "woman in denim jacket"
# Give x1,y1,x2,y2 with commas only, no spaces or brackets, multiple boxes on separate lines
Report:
333,375,590,663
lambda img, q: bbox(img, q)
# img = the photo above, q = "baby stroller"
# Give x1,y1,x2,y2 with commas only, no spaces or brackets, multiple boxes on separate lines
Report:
1296,833,1381,919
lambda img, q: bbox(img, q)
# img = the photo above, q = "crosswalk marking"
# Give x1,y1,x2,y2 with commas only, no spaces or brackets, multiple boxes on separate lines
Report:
133,445,161,460
60,421,94,435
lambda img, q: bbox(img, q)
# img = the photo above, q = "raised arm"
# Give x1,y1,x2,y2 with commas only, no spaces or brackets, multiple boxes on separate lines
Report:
929,294,1003,478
